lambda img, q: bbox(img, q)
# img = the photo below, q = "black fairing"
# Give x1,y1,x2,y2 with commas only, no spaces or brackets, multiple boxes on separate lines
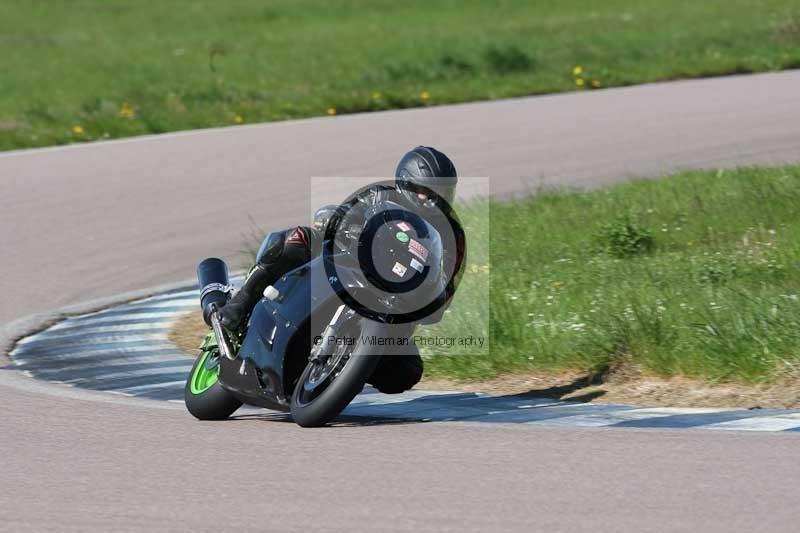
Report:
218,253,350,409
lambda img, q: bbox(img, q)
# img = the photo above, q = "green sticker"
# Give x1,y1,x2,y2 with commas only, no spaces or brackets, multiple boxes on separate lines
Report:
395,231,409,243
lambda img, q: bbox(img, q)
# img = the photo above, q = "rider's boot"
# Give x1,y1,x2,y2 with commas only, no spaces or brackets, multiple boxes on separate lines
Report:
217,264,273,332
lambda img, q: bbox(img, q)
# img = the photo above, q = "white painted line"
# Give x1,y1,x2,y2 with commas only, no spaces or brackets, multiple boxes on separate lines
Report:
61,365,191,384
116,380,186,394
134,291,198,304
16,329,170,346
30,354,191,374
22,322,172,342
48,312,186,331
704,417,800,432
623,407,736,415
349,389,468,406
116,298,197,310
12,343,179,363
67,297,196,322
523,408,679,428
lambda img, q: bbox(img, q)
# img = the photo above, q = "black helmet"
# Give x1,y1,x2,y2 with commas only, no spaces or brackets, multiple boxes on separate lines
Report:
395,146,457,207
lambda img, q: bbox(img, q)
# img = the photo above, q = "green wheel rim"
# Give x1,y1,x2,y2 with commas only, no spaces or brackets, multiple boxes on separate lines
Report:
189,350,219,395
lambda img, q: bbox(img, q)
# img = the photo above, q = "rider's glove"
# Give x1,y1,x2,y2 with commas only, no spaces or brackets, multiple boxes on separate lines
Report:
217,300,248,332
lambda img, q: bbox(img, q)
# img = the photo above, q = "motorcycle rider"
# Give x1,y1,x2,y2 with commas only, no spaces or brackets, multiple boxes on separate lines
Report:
217,146,458,393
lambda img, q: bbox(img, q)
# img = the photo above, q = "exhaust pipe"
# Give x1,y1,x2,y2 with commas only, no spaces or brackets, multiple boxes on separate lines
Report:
197,258,236,361
197,257,230,324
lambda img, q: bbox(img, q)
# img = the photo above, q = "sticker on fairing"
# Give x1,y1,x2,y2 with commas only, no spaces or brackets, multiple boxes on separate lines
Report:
392,262,408,277
395,231,410,243
409,258,424,273
396,221,412,232
408,239,429,261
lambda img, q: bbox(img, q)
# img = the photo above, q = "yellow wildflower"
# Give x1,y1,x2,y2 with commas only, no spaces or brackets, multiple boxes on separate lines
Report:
591,79,601,89
573,66,583,76
72,125,84,135
467,264,491,274
234,115,244,124
575,78,585,87
119,102,136,119
372,92,382,100
326,107,337,116
420,91,430,101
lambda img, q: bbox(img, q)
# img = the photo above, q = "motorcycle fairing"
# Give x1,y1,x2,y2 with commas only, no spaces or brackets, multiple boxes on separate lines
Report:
218,251,361,408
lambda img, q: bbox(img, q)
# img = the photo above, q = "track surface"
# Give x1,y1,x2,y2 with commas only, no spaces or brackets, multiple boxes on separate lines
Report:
2,71,800,531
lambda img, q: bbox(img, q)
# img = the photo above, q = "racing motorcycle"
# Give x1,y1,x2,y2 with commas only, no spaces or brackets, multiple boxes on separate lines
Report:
184,194,464,427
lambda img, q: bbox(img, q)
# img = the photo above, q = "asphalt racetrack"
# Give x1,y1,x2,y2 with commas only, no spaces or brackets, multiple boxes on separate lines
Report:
2,71,800,532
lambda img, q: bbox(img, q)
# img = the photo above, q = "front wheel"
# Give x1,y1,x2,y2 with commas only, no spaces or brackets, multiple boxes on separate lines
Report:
290,317,394,427
184,345,242,420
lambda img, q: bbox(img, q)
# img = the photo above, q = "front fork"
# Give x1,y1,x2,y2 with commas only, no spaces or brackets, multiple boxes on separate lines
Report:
308,304,355,365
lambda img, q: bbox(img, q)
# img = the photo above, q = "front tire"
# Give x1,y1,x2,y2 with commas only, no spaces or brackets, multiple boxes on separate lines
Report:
184,348,242,420
290,318,392,427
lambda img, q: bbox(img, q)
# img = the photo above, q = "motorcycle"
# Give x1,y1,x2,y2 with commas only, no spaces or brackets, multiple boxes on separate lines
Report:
184,197,463,427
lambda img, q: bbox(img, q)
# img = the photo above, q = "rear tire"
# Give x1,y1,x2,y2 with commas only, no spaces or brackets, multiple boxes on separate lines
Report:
184,349,242,420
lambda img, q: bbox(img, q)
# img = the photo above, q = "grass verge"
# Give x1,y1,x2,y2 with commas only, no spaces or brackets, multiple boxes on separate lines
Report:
429,164,800,385
2,0,800,150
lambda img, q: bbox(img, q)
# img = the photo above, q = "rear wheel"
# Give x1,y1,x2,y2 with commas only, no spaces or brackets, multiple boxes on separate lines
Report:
290,317,391,427
184,348,242,420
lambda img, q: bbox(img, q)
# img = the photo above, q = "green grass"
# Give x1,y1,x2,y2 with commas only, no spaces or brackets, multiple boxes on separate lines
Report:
2,0,800,150
426,165,800,384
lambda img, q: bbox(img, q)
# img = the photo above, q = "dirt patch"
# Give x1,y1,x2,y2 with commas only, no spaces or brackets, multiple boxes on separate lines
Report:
168,310,208,356
168,310,800,409
419,370,800,409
